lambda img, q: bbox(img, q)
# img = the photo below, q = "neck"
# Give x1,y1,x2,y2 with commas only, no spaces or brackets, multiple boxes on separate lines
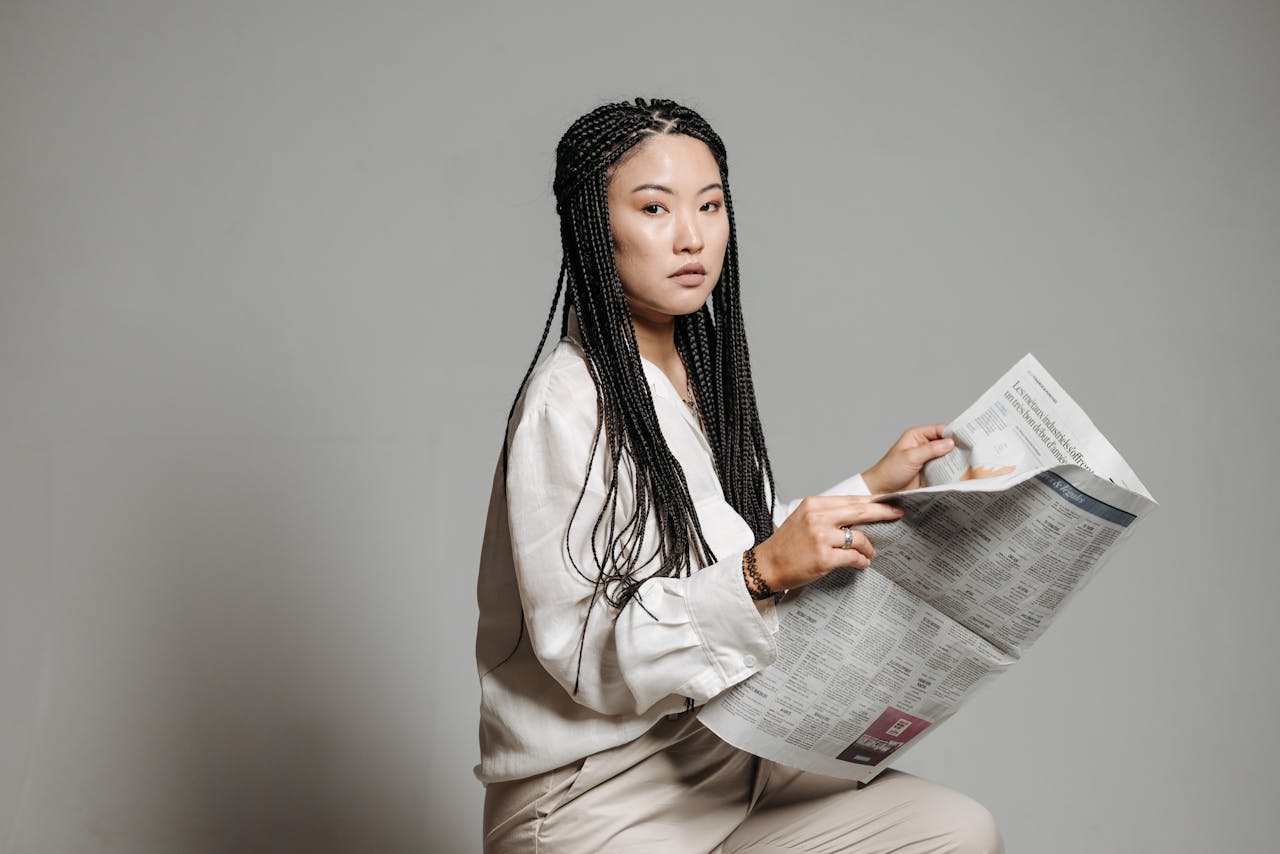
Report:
631,316,678,368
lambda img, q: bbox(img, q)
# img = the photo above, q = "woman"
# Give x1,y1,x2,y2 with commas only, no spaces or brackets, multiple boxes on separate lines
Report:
475,97,1003,853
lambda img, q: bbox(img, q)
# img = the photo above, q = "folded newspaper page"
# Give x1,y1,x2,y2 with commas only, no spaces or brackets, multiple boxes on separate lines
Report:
699,354,1157,782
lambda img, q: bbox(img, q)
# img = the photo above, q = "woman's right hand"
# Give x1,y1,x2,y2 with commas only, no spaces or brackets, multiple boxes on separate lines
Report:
752,496,905,592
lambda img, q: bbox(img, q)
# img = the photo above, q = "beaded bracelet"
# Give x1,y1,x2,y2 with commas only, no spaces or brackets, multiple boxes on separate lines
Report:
741,547,774,601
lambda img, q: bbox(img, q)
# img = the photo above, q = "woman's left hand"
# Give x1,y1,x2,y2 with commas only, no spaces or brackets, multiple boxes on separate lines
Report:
861,424,955,494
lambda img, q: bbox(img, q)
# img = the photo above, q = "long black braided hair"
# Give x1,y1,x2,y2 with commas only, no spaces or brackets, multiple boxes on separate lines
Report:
500,98,778,682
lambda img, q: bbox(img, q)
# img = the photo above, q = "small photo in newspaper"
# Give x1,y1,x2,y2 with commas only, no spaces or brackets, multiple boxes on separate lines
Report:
837,707,933,766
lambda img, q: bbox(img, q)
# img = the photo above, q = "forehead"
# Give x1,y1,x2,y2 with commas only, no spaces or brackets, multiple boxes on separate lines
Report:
608,134,721,188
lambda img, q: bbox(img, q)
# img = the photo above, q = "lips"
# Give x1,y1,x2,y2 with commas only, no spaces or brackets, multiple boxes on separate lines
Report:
670,263,706,278
669,262,708,288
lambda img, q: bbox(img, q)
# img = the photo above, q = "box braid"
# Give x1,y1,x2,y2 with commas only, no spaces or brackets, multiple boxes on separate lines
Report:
499,98,778,690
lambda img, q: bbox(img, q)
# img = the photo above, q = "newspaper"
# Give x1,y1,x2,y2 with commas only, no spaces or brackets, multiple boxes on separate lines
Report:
698,354,1157,782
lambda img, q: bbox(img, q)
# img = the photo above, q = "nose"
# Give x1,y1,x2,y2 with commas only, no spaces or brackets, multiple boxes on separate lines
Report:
675,210,704,255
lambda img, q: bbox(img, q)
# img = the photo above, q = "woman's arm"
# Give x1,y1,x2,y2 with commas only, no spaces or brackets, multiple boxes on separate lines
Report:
507,376,914,717
770,423,957,530
506,397,777,717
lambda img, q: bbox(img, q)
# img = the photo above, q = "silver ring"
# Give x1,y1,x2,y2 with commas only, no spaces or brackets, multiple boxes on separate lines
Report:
841,526,854,549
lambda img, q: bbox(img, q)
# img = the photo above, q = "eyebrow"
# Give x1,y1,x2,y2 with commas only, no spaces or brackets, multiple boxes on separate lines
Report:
630,182,723,195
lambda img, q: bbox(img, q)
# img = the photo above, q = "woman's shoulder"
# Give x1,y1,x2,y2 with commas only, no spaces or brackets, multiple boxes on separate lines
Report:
515,337,599,429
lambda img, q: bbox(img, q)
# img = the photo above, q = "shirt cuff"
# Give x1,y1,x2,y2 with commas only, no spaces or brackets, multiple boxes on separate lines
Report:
753,593,780,634
678,552,778,699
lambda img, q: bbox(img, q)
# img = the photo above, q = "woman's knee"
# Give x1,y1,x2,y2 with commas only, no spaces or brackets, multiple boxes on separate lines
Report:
934,789,1004,854
872,771,1003,854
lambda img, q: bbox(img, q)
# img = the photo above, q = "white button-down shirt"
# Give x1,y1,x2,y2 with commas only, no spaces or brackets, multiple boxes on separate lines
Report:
474,311,868,783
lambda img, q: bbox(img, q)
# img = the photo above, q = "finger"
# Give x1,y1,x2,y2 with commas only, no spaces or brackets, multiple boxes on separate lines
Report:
840,551,872,569
831,528,874,566
828,502,904,526
911,423,948,441
805,494,875,510
903,436,955,466
897,423,945,447
833,527,875,558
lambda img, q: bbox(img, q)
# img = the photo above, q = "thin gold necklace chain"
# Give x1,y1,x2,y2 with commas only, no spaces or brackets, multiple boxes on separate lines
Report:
677,352,695,408
679,353,703,430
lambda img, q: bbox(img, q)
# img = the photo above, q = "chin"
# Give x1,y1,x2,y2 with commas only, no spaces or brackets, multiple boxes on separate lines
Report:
677,284,717,311
674,295,713,316
629,286,714,321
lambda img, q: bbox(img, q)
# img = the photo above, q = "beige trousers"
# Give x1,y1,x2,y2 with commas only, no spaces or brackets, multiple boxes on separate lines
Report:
483,713,1003,853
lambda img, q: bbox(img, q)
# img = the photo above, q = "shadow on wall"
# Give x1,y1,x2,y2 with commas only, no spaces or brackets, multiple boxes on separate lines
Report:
68,439,465,854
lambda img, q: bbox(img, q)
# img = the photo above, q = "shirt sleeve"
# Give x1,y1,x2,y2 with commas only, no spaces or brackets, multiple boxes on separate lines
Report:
505,396,778,717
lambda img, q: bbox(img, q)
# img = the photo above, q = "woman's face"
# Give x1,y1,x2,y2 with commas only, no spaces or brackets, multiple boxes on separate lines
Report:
606,134,729,325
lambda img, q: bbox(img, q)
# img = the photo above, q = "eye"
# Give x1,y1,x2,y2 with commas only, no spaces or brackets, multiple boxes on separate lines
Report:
701,200,723,213
642,203,668,215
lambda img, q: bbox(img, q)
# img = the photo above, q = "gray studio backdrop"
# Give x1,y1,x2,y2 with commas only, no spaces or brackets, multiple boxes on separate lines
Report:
3,2,1278,852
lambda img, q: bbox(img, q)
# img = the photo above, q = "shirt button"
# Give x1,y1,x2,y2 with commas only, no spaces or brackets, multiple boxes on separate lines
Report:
743,654,758,669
